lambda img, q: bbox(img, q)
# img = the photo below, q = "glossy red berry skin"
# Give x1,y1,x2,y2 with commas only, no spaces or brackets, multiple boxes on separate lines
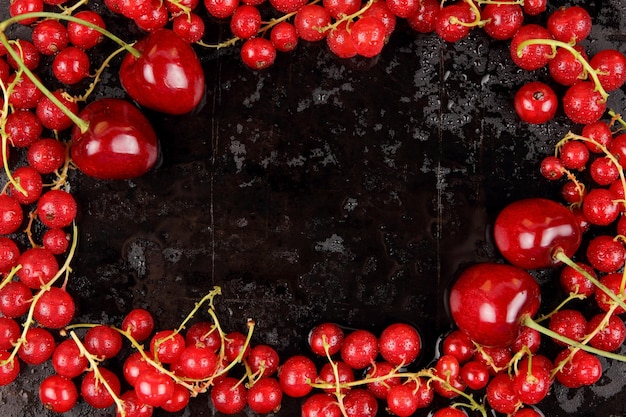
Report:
211,376,247,414
449,263,541,348
16,247,59,289
435,4,472,43
379,322,421,366
590,49,626,92
33,286,75,329
406,0,439,34
547,5,592,43
0,280,31,318
247,344,280,376
121,308,155,342
19,327,55,365
230,5,262,39
67,10,106,50
151,329,185,364
588,313,626,352
43,227,71,254
486,373,520,415
84,325,124,359
278,355,317,397
548,46,587,86
8,166,43,205
351,16,387,58
0,194,23,235
52,339,88,378
510,24,553,71
0,350,20,386
247,377,283,414
301,393,342,417
554,349,602,388
343,388,378,417
482,3,523,40
309,322,344,356
514,81,558,124
27,138,67,174
270,21,298,52
494,198,582,269
52,47,91,85
583,188,619,226
81,367,121,409
39,374,78,413
548,309,588,345
134,368,175,407
37,189,78,229
241,37,277,70
340,329,379,369
294,4,331,42
563,81,607,125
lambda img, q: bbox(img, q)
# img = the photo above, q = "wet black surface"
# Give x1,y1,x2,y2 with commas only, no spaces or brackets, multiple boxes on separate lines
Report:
1,1,626,416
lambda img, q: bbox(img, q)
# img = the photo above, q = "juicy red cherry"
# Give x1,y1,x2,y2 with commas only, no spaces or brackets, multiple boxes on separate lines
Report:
9,0,44,25
549,45,587,86
343,388,378,417
582,121,613,153
385,0,419,19
247,377,283,414
8,166,43,205
268,0,306,13
406,0,440,34
39,374,78,413
240,37,277,70
590,157,619,186
204,0,239,18
36,90,79,132
0,194,23,235
583,188,619,226
52,339,88,378
81,367,121,409
16,247,59,289
474,345,513,375
270,21,299,52
587,234,625,273
350,17,388,58
151,329,185,364
27,138,67,174
510,24,553,71
301,393,342,417
317,361,354,394
67,10,106,50
554,348,602,388
548,309,588,345
0,280,31,317
161,383,191,412
33,286,75,329
441,329,474,364
19,327,55,365
449,263,541,348
52,46,90,85
595,273,626,314
559,140,590,170
547,5,592,43
365,361,401,399
84,325,124,359
539,156,564,180
70,98,159,180
294,4,331,42
210,376,247,414
327,21,357,59
460,360,490,390
7,40,40,71
590,49,626,92
8,73,44,109
0,350,20,386
278,355,317,397
185,321,220,351
514,81,558,124
37,189,78,229
122,308,155,342
247,344,280,376
0,317,20,350
379,322,421,366
512,356,551,405
32,19,69,55
116,390,154,417
435,4,472,43
340,329,379,369
563,81,607,125
482,3,524,41
172,12,205,43
176,344,217,379
494,198,582,269
134,367,175,407
230,5,262,39
486,373,520,415
322,0,360,19
588,313,626,352
43,228,70,254
6,108,42,148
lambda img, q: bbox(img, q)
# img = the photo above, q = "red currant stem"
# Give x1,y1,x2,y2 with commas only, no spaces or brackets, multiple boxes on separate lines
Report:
609,110,626,130
509,345,533,377
320,0,373,33
522,315,626,362
553,249,626,312
67,330,127,416
319,338,349,416
175,286,222,335
0,78,28,196
475,0,523,4
0,264,21,292
75,45,127,102
473,342,506,373
450,0,489,28
517,38,609,101
25,211,40,249
534,291,587,323
59,0,90,15
163,0,192,15
51,142,73,190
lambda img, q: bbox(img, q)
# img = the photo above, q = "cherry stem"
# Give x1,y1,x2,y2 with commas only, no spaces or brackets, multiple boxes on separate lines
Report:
517,38,609,101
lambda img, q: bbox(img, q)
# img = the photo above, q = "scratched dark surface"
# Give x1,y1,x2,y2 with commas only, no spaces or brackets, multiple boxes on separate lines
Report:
1,0,626,416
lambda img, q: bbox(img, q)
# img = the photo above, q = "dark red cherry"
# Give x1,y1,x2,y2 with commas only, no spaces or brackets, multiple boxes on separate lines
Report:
449,263,541,348
493,198,582,269
70,98,159,180
119,29,205,115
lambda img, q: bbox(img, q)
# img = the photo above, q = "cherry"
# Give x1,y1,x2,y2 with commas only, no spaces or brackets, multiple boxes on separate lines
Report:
247,344,280,376
67,10,106,50
340,329,379,369
18,327,55,365
449,263,541,348
378,322,421,366
301,393,342,417
84,325,124,359
0,280,31,318
122,308,155,342
27,138,67,174
210,376,247,414
510,24,553,71
52,46,91,85
486,373,521,415
240,37,277,70
39,374,78,413
514,81,558,124
547,5,592,43
247,377,283,414
70,98,159,180
52,339,88,378
343,388,378,417
270,21,298,53
0,350,20,386
493,198,582,269
554,349,602,388
278,355,317,397
16,247,59,289
81,367,121,409
119,29,205,115
0,194,23,235
230,5,262,40
294,4,331,42
588,313,626,352
33,286,75,329
32,19,69,55
563,81,607,125
482,3,524,41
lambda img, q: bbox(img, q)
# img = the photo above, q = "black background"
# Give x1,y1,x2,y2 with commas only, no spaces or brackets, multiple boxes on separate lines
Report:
1,0,626,416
